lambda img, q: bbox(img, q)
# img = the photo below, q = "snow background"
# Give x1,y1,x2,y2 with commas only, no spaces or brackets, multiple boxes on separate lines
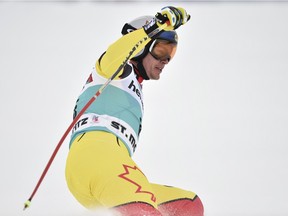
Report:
1,1,288,216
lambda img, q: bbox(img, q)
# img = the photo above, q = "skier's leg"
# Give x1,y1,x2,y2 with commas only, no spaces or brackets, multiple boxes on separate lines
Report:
66,131,162,215
152,184,204,216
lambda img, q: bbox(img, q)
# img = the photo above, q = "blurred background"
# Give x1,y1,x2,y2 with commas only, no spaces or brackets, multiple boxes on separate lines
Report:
1,1,288,216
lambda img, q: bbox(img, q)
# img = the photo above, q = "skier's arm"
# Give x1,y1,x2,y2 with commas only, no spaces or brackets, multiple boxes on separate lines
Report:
96,28,151,79
96,6,190,79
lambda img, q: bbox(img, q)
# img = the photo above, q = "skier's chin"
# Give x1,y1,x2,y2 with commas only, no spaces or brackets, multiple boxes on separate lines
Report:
151,74,160,80
152,70,161,80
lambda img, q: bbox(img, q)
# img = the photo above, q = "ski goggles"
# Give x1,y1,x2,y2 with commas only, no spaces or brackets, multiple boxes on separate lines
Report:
149,39,177,62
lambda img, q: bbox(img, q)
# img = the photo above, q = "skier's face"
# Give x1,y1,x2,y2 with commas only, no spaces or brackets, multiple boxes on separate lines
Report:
143,53,169,80
143,41,177,80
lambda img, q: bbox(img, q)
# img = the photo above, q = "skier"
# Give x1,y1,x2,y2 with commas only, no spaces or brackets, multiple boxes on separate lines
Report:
65,6,204,216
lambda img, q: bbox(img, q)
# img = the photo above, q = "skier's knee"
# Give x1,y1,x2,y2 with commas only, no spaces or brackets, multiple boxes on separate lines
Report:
114,202,162,216
158,196,204,216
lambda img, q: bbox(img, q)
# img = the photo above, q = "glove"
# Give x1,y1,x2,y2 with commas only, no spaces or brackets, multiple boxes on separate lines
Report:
156,6,191,30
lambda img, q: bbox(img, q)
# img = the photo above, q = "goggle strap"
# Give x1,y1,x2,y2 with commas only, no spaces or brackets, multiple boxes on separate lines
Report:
149,40,157,53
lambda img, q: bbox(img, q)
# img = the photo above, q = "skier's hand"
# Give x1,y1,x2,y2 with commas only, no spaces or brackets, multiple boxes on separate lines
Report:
156,6,191,30
143,6,190,37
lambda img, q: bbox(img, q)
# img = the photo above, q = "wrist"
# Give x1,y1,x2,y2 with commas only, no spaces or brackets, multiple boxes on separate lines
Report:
143,17,161,37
